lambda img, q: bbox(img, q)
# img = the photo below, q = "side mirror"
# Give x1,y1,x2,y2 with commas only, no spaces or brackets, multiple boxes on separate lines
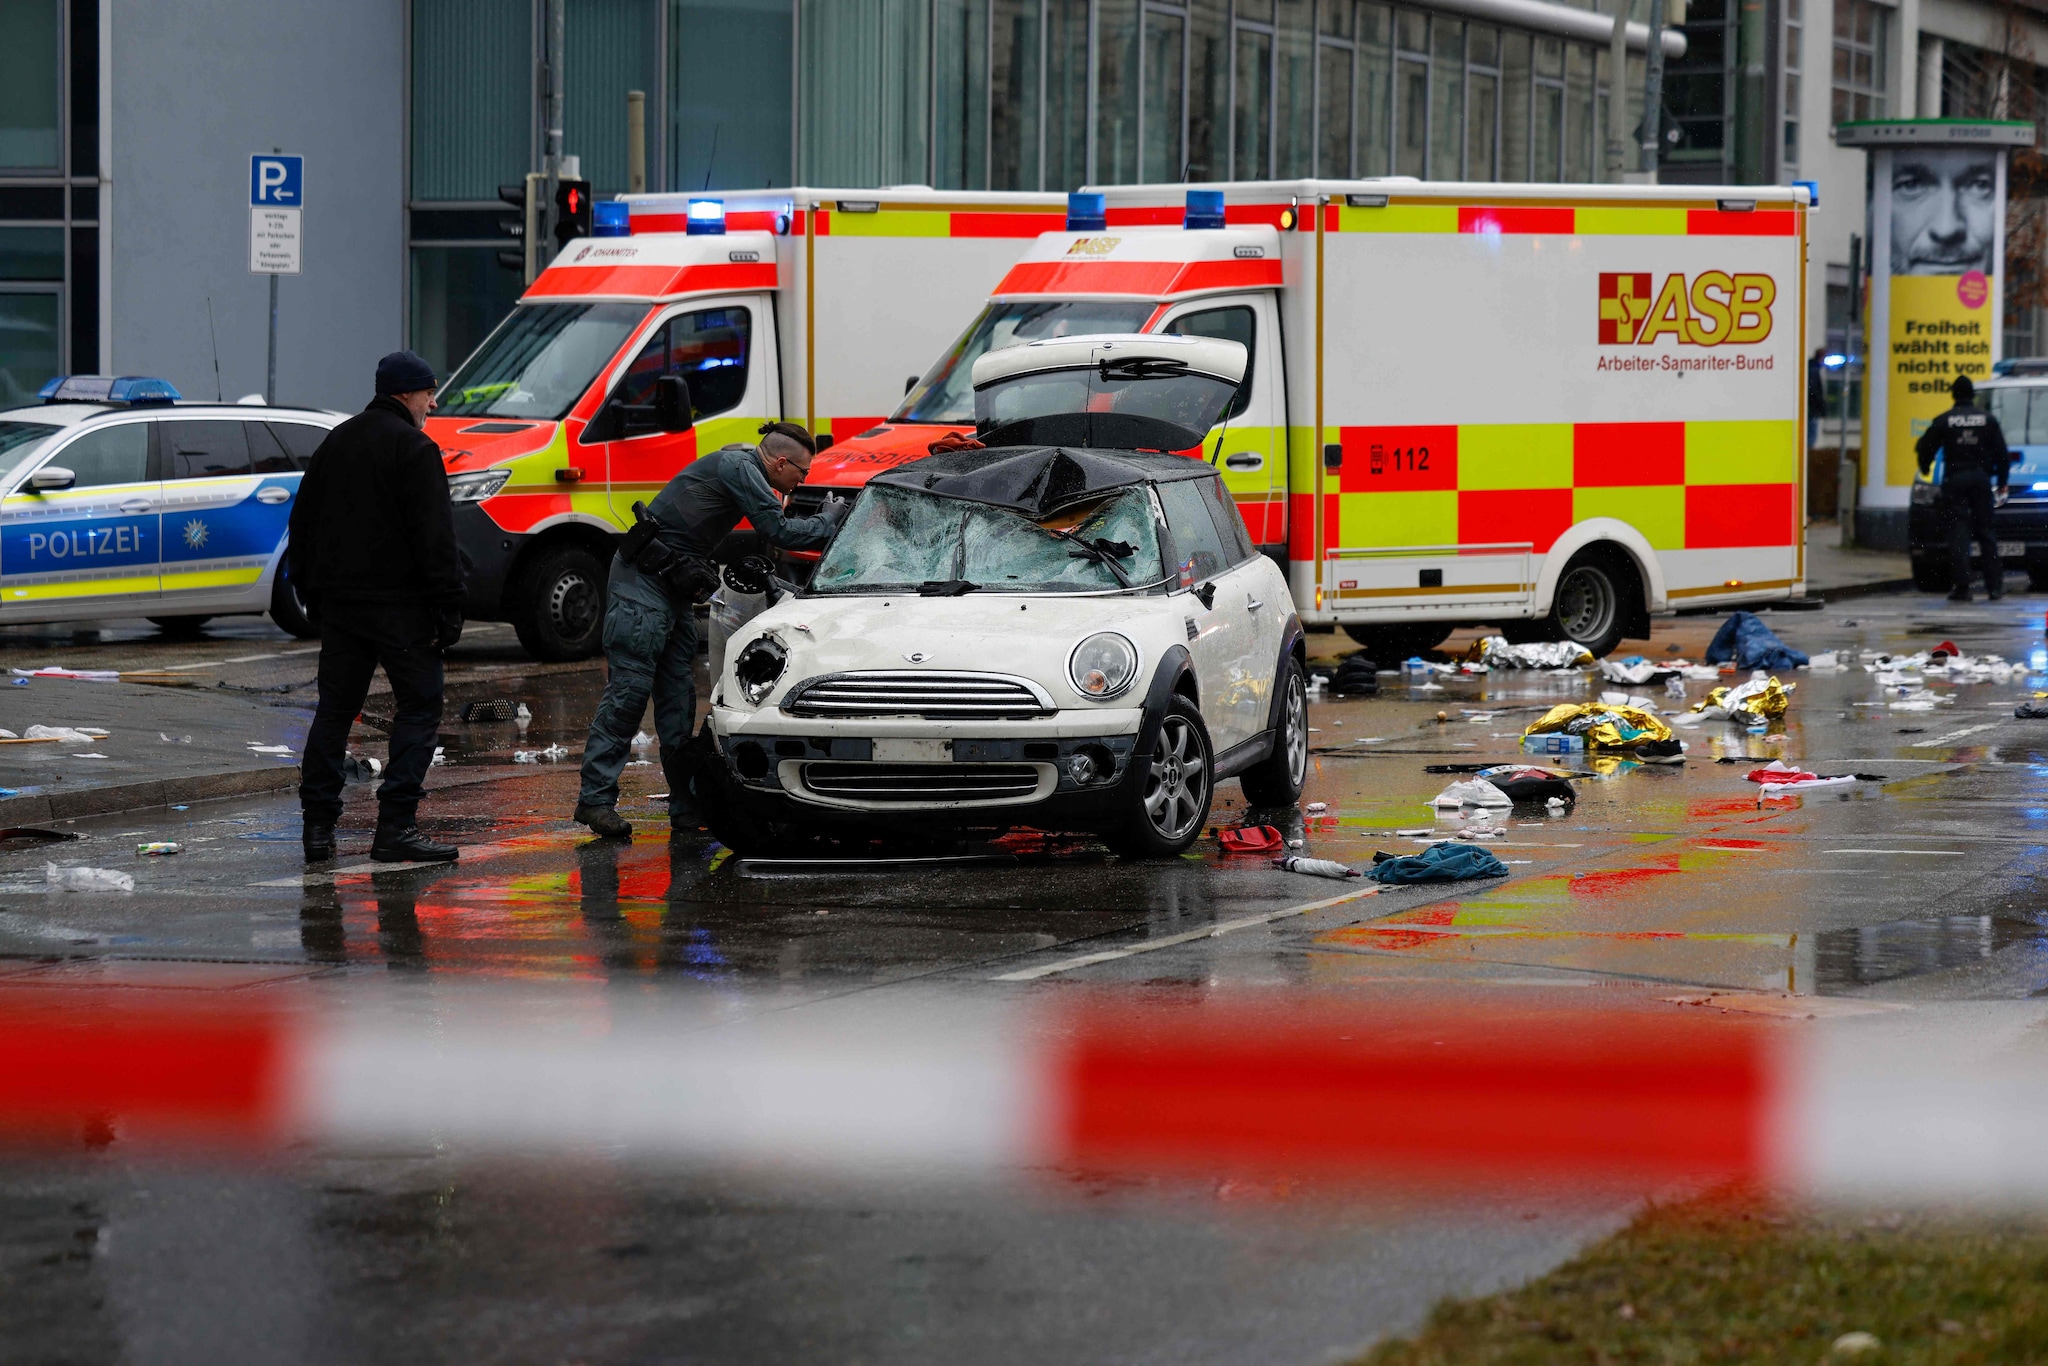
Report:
29,466,74,492
655,374,692,432
904,375,919,395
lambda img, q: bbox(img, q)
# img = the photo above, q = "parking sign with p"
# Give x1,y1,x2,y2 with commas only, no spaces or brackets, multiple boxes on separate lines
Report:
250,155,303,206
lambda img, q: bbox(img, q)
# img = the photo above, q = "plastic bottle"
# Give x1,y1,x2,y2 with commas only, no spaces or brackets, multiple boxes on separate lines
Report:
1272,855,1362,880
136,842,180,856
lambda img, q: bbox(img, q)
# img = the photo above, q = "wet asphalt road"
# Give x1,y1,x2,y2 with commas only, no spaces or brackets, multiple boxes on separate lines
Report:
5,595,2048,1363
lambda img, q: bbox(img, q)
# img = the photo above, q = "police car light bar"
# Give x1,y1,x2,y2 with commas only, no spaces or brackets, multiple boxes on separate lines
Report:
37,375,182,406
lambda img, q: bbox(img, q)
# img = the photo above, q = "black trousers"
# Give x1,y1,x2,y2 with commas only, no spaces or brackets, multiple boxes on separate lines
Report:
1942,473,2002,595
299,606,445,829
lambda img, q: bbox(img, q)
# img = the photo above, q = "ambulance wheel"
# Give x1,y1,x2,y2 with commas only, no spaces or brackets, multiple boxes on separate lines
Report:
1107,696,1214,859
1545,549,1634,657
512,545,607,661
148,615,212,638
268,564,318,639
1240,660,1308,807
1341,623,1451,658
1912,555,1951,593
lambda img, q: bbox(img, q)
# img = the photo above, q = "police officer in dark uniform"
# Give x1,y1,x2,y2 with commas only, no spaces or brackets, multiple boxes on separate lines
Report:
290,350,465,864
1916,372,2015,602
574,422,848,838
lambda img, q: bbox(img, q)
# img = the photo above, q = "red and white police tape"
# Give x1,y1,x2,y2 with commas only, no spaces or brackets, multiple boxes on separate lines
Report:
2,992,2043,1200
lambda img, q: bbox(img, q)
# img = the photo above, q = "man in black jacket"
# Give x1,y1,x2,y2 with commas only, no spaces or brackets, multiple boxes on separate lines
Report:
1915,372,2015,602
289,351,465,864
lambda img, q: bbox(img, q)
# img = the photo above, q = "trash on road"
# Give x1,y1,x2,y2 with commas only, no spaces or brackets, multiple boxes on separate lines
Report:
1598,689,1659,712
1521,731,1585,755
158,732,191,744
1216,825,1284,854
1466,636,1593,670
430,746,446,766
136,842,180,856
1597,656,1677,685
1692,675,1793,725
11,667,119,681
514,744,570,763
1476,765,1578,804
24,725,106,744
45,863,133,892
246,743,293,755
1431,778,1512,809
1329,654,1379,695
1305,801,1328,813
1522,702,1679,756
459,700,519,722
1705,611,1809,671
1272,854,1362,880
342,754,382,783
1745,759,1816,783
1368,842,1510,884
2018,703,2048,719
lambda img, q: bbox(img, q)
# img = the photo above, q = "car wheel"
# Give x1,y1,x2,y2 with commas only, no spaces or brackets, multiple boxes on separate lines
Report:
1341,622,1451,660
147,615,213,638
1913,554,1951,593
268,564,318,640
1108,695,1214,859
512,545,607,661
1545,550,1634,658
1240,659,1308,807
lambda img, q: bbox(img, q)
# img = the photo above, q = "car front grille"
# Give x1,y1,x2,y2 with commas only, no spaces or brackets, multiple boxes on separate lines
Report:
797,761,1048,804
783,671,1054,719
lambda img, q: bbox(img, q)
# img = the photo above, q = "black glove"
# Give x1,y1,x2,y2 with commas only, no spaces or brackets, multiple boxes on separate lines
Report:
434,607,464,652
817,494,851,529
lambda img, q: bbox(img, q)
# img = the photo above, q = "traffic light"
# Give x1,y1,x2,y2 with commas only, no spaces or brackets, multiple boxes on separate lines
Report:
553,178,593,249
495,182,529,274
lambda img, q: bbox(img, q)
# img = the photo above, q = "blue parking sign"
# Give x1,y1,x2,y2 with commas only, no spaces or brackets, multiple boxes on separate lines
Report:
250,155,304,206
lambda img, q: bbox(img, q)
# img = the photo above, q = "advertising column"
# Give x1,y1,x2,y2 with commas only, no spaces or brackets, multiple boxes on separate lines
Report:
1834,120,2034,549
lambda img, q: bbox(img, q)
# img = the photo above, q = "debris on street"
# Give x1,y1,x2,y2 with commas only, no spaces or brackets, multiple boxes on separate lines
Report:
1431,778,1512,809
136,842,180,856
1368,842,1510,883
1522,702,1680,756
1464,636,1595,670
1272,854,1362,879
1705,611,1809,670
45,863,133,892
1690,675,1794,725
1216,825,1284,854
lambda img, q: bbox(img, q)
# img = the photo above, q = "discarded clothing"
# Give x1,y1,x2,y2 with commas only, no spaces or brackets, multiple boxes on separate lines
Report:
1330,654,1379,695
1692,675,1793,725
1598,656,1679,686
1271,855,1361,880
1522,702,1674,751
1431,779,1512,809
2019,703,2048,719
1705,611,1809,671
1474,765,1578,804
1368,842,1509,884
1217,824,1284,854
1757,776,1857,798
1745,760,1816,783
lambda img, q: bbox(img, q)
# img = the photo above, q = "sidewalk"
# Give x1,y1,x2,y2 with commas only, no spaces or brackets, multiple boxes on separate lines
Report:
1805,519,1914,600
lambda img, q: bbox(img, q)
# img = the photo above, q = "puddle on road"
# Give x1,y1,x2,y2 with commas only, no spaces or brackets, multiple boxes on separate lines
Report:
1814,913,2048,991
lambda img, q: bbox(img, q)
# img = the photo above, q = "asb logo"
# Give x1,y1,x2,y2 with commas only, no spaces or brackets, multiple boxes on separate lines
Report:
1598,271,1776,346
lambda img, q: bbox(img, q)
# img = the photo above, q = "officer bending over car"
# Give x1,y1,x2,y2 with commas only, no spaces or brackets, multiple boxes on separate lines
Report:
574,421,849,839
1915,372,2016,603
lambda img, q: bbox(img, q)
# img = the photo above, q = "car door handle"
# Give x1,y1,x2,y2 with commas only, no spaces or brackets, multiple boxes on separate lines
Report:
118,499,153,514
1246,595,1264,612
255,486,292,505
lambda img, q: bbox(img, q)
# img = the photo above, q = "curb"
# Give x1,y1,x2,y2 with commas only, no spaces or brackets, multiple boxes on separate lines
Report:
0,765,302,826
1811,577,1916,602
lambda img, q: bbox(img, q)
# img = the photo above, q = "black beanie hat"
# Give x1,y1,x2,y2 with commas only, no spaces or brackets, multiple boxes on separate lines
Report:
1952,373,1975,402
375,350,437,396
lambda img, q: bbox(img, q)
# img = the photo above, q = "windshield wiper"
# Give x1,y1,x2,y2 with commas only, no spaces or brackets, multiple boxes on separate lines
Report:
1043,528,1135,588
918,579,979,596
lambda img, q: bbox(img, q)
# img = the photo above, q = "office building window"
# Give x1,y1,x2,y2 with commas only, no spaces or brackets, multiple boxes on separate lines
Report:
1357,3,1392,175
1316,7,1355,176
798,0,929,186
1274,0,1314,177
1664,0,1726,170
990,0,1042,188
935,0,991,188
1234,9,1275,178
1500,27,1530,180
1782,0,1800,169
0,0,60,170
1832,0,1887,123
411,0,530,202
676,1,790,191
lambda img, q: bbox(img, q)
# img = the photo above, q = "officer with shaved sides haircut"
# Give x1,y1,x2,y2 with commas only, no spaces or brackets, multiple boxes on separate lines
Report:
574,422,849,838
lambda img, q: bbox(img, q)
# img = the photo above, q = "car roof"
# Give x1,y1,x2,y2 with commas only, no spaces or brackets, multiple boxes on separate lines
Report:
872,444,1216,518
970,333,1248,388
0,402,344,429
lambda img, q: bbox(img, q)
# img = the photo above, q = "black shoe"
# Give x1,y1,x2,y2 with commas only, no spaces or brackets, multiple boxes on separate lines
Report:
1948,587,1973,602
303,821,336,863
370,826,458,864
574,804,634,839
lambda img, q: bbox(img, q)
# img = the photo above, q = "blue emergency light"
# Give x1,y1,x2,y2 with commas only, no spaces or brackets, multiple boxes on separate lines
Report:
1794,179,1819,207
686,198,726,235
1185,190,1226,230
37,375,181,406
593,201,631,237
1823,353,1846,368
1066,192,1106,232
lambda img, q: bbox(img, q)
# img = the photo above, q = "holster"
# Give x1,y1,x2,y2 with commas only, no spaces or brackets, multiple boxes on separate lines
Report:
621,502,720,604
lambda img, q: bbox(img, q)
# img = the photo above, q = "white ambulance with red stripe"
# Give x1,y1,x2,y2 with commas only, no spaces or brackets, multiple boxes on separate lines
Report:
803,181,1809,658
428,188,1063,658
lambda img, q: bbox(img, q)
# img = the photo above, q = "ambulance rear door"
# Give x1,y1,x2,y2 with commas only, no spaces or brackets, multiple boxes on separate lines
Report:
1158,292,1287,551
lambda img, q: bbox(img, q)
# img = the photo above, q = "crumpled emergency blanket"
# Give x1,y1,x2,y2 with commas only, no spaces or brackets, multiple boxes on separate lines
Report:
1522,702,1675,751
1431,779,1512,809
1369,841,1509,884
1705,611,1809,671
1692,675,1793,724
1462,636,1594,671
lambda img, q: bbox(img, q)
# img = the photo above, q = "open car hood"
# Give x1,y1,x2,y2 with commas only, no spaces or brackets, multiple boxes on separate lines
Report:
870,444,1214,519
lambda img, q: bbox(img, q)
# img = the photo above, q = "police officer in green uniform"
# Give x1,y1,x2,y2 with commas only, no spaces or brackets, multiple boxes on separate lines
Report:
574,422,847,838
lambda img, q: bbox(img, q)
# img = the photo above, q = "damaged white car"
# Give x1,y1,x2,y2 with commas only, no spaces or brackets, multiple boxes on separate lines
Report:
699,334,1306,857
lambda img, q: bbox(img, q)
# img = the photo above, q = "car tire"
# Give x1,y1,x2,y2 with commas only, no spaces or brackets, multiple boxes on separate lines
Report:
1913,554,1951,593
268,564,319,640
1107,695,1214,859
147,615,212,638
1542,549,1635,658
1240,659,1308,807
512,545,607,661
1341,622,1451,659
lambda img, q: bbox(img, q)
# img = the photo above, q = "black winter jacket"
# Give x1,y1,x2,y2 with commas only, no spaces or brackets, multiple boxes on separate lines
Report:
288,396,464,609
1915,400,2014,486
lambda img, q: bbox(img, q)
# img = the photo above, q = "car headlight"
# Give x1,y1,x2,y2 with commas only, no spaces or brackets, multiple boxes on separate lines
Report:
1069,632,1139,701
734,634,788,705
448,468,511,503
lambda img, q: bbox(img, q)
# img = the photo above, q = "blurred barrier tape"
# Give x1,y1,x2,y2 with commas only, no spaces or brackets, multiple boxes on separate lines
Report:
5,994,2048,1200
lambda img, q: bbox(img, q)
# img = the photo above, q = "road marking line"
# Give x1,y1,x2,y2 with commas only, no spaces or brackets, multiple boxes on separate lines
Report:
991,883,1384,982
1912,723,1999,747
1819,848,1967,856
162,645,325,673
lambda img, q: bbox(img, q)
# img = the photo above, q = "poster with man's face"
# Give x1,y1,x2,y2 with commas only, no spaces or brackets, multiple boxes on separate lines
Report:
1889,146,1998,275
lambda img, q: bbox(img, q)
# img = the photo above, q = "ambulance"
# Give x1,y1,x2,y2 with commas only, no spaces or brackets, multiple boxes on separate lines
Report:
432,187,1064,658
800,180,1809,658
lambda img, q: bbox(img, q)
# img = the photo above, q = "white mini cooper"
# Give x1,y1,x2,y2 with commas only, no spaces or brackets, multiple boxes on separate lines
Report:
700,334,1307,857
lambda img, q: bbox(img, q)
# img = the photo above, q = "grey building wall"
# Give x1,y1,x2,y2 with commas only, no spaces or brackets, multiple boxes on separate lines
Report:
109,0,404,414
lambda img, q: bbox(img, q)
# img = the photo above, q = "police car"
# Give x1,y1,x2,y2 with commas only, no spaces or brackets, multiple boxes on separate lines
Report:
1909,361,2048,593
0,376,341,636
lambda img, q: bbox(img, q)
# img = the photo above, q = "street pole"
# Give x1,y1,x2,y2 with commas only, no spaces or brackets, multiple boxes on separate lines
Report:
542,0,566,256
1640,0,1676,183
266,144,280,405
1607,4,1629,179
627,90,646,195
1839,232,1862,548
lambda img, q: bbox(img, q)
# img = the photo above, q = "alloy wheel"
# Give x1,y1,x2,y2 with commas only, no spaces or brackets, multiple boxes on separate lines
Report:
1282,673,1307,785
1143,715,1209,841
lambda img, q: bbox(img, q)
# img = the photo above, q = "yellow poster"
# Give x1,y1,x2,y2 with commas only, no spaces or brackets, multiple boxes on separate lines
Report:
1884,271,1996,486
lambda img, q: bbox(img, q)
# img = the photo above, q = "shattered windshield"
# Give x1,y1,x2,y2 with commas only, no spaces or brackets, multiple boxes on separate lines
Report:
437,302,649,419
810,485,1166,595
894,301,1155,424
975,360,1240,437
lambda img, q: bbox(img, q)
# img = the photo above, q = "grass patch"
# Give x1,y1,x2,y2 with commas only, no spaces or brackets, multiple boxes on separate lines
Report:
1358,1190,2048,1364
